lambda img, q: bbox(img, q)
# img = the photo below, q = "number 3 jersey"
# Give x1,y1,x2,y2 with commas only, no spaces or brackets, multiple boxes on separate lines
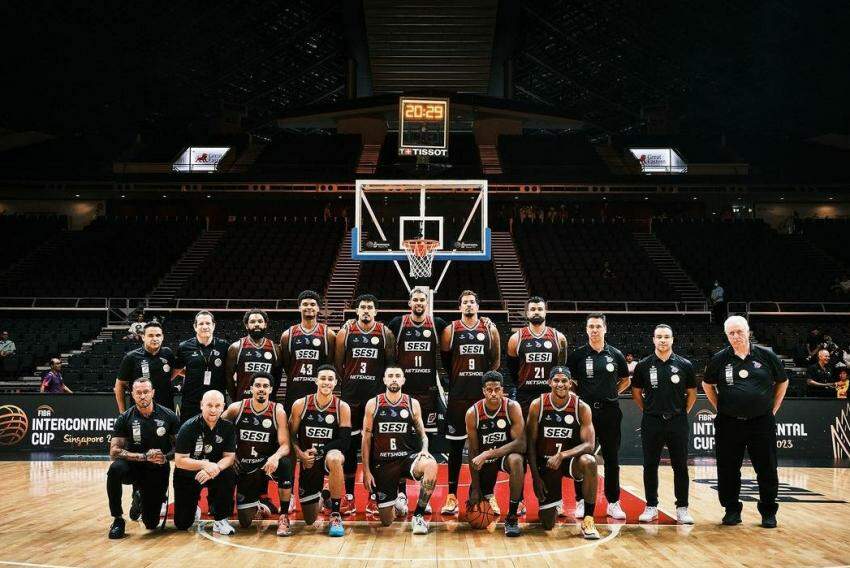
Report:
448,318,492,400
234,399,280,470
284,323,331,408
370,393,419,463
341,321,389,404
535,392,581,459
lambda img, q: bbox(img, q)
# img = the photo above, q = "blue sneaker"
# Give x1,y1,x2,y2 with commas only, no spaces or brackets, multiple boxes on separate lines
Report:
328,513,344,537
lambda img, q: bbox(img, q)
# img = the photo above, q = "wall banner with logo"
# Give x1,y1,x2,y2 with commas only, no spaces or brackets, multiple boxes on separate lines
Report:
0,394,117,452
620,398,850,461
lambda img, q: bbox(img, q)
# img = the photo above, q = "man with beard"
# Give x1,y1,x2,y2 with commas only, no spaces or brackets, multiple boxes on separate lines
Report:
387,287,447,513
361,366,438,533
439,290,500,516
280,290,336,412
115,322,177,412
222,373,293,536
173,311,230,424
226,309,280,402
334,294,396,513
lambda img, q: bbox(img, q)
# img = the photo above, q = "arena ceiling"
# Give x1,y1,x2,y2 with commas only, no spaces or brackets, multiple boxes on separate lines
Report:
0,1,847,144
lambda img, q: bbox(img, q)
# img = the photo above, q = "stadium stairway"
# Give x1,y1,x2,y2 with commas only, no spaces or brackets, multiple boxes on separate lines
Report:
147,230,226,307
594,144,640,175
492,231,529,327
324,231,360,328
355,144,382,175
1,232,66,282
633,232,706,303
478,144,503,175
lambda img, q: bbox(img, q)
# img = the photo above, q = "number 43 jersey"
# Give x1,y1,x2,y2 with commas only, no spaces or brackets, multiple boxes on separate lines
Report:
285,323,331,409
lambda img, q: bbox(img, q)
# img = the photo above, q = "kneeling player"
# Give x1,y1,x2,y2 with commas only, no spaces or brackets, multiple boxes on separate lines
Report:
289,365,351,536
466,370,526,537
527,367,599,538
222,373,293,536
362,366,438,534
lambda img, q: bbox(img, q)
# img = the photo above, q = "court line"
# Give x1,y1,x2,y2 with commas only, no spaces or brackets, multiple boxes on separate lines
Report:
0,561,79,568
198,522,622,561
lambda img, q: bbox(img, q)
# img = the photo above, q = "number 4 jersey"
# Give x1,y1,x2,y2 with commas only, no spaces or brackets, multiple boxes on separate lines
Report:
234,399,280,471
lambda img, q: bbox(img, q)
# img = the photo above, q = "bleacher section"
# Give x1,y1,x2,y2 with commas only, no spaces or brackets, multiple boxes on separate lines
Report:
515,221,677,301
655,218,846,301
356,260,500,306
497,134,608,180
800,218,850,269
177,219,344,300
252,133,361,180
0,217,202,298
0,214,67,271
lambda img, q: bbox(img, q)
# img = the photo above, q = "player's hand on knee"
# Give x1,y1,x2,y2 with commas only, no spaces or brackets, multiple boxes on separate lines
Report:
262,455,279,475
300,448,317,469
471,451,489,471
363,469,376,493
546,452,564,470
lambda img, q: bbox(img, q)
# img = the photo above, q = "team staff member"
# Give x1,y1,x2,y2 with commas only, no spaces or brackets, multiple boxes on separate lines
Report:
631,324,696,525
703,315,788,529
173,390,238,535
115,322,177,412
106,377,179,539
565,313,630,520
173,310,230,423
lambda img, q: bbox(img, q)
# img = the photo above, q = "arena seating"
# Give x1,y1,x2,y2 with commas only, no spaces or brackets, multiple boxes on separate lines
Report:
177,218,344,300
0,214,67,271
375,133,483,178
515,220,678,301
0,216,202,298
800,218,850,269
497,134,608,180
654,218,847,301
251,133,362,180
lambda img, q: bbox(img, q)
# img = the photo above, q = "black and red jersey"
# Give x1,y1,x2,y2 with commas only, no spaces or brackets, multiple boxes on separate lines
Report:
535,392,581,459
234,399,279,470
473,397,512,463
370,393,419,463
285,323,330,408
341,321,388,405
516,326,562,401
297,393,340,457
234,336,279,400
395,315,439,398
448,318,492,400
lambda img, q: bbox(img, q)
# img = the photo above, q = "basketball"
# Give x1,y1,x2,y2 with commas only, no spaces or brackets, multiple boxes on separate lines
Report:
466,499,498,530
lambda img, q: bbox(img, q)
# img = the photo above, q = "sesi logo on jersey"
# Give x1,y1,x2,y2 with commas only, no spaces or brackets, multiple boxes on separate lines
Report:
294,349,320,360
543,426,574,439
459,344,484,355
403,341,431,352
239,430,271,443
377,422,408,434
481,432,507,445
352,347,379,358
244,361,272,373
305,426,333,439
525,352,553,363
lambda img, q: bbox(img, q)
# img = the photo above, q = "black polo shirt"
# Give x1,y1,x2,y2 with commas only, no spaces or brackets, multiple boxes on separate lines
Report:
174,414,236,478
566,343,629,404
632,352,697,416
173,336,230,410
118,346,177,409
806,362,835,398
704,344,787,419
112,403,179,459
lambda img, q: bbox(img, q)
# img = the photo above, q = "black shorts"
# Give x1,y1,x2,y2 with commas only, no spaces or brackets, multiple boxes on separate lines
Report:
446,398,476,440
346,400,366,436
409,391,439,433
298,456,330,504
537,457,581,511
236,457,293,509
371,454,422,507
478,454,523,497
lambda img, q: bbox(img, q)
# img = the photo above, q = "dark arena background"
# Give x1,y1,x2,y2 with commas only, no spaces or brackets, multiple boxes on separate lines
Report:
0,2,849,566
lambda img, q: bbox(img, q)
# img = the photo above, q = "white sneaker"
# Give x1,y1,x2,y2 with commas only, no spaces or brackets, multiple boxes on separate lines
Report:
195,506,202,523
676,507,694,525
212,519,236,535
574,499,585,519
556,503,566,518
607,501,626,520
424,501,432,514
411,514,429,534
639,506,658,522
257,502,272,518
395,493,409,517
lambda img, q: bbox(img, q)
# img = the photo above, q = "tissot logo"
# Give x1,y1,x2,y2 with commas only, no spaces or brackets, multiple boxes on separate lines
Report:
402,148,448,157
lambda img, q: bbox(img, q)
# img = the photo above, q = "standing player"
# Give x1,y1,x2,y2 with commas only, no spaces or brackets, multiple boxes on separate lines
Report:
361,366,438,533
387,287,447,512
221,373,294,536
226,309,280,402
466,371,525,537
440,290,500,516
280,290,336,412
526,367,600,538
173,311,230,423
334,294,395,511
289,365,351,537
566,313,630,520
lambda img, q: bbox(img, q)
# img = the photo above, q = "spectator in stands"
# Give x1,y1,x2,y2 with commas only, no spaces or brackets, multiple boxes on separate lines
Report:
323,203,332,222
40,358,72,394
830,275,850,295
0,330,15,377
625,353,637,377
710,281,725,323
124,313,146,341
835,368,849,399
806,349,836,398
806,328,823,363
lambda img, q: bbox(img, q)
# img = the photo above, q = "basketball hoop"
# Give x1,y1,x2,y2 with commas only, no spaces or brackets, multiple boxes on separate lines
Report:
402,238,440,279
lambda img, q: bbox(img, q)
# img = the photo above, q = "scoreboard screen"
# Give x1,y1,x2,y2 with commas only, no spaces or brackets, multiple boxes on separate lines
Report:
398,97,449,157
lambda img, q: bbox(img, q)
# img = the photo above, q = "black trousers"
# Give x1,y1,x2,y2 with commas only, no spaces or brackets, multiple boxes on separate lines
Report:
575,403,621,503
106,460,170,529
641,413,689,507
715,412,779,515
173,468,236,529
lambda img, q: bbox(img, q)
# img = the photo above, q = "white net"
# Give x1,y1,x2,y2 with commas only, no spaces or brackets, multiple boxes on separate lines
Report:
402,239,440,279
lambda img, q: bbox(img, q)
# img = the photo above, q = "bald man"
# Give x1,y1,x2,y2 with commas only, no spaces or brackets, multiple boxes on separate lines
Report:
173,390,238,534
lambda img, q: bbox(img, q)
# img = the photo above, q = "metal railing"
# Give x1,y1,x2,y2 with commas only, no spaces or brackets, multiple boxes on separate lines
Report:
729,301,850,316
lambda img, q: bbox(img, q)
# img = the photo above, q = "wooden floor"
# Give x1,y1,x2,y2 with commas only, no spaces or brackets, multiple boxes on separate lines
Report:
1,460,848,567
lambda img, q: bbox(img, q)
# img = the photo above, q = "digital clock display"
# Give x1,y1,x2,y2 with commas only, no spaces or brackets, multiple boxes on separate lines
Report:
398,97,449,157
